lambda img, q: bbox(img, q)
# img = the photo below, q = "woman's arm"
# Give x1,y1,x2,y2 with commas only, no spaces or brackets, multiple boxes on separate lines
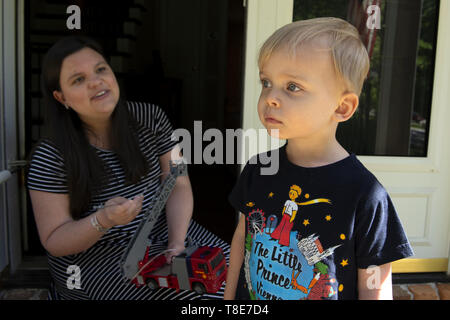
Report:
358,263,393,300
30,189,143,257
224,214,246,300
159,150,194,262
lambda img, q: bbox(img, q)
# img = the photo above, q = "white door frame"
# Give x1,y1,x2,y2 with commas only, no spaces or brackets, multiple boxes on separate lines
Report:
0,0,25,274
0,0,9,274
242,0,450,273
241,0,293,136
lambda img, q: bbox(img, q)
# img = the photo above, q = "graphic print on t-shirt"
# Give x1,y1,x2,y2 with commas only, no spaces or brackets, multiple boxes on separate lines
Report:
243,185,342,300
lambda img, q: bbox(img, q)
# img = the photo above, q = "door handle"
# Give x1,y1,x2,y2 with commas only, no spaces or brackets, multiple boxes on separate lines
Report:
0,160,28,185
8,160,28,172
0,170,12,185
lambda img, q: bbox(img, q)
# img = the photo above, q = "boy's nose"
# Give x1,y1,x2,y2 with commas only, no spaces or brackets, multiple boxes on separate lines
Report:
266,95,281,108
265,88,281,108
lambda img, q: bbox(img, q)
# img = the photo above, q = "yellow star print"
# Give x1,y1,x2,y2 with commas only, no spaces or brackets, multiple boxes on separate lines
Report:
268,192,274,198
340,259,349,267
325,215,332,221
303,219,310,227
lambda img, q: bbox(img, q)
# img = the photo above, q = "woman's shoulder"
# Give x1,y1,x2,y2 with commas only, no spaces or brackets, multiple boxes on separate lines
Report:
126,101,169,130
27,139,68,191
126,101,176,155
29,138,64,163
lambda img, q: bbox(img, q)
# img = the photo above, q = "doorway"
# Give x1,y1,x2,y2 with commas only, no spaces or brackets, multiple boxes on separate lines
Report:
22,0,245,260
242,0,450,273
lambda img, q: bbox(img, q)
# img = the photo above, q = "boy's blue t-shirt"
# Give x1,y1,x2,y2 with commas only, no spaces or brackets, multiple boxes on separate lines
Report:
229,145,413,300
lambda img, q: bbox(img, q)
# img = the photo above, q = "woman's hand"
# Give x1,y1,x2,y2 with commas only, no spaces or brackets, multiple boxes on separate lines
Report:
165,242,186,264
98,195,144,229
29,191,144,257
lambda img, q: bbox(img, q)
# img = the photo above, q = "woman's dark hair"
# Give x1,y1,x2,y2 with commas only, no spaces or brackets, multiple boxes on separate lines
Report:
39,36,149,219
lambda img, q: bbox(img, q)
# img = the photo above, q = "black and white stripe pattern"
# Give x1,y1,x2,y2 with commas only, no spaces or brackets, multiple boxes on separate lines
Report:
27,101,230,300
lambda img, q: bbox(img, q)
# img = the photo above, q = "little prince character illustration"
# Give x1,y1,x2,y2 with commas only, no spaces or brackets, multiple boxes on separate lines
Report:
271,185,331,246
270,185,301,246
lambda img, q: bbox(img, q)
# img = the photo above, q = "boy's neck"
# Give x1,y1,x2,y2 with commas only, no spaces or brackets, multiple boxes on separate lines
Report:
285,136,349,168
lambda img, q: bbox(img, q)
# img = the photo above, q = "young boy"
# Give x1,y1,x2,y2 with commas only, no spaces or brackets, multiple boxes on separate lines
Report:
224,17,413,300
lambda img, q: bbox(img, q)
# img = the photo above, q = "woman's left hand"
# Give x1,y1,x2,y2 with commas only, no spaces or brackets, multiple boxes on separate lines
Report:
165,242,186,264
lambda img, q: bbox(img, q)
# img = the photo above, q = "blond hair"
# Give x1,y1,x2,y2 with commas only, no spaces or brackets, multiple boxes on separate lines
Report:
290,185,302,196
258,17,370,96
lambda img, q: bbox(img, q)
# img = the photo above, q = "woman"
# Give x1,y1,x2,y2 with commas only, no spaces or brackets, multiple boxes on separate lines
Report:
26,36,228,300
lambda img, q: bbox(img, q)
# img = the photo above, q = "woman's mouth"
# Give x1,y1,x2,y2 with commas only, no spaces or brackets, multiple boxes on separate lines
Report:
91,90,110,101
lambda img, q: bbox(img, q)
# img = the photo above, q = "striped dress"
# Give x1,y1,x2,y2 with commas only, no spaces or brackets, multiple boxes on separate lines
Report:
26,101,230,300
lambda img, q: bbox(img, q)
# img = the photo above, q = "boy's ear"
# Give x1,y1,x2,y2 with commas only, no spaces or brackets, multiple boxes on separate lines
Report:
334,92,359,123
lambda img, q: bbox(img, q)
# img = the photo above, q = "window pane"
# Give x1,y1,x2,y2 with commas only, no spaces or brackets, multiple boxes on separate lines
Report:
293,0,439,156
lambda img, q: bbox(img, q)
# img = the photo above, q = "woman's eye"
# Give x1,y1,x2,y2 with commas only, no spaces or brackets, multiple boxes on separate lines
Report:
287,83,300,92
73,77,84,84
97,66,107,73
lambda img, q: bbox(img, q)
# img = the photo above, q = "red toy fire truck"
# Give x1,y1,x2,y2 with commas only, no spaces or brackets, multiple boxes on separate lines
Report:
132,245,227,294
120,161,227,295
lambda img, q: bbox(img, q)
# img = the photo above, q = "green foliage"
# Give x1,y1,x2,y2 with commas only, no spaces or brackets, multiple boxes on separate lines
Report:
245,233,252,252
292,0,438,157
315,261,329,275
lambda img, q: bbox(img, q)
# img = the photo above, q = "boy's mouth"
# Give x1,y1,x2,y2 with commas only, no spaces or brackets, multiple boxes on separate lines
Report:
265,116,283,125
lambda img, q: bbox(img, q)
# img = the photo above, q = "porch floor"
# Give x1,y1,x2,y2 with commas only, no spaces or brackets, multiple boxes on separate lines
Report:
1,272,449,300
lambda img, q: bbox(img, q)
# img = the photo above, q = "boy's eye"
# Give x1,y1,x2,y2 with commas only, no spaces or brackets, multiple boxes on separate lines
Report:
287,83,300,92
261,79,271,88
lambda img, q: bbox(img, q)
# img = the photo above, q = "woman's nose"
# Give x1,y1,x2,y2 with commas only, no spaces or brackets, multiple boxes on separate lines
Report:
87,74,103,88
